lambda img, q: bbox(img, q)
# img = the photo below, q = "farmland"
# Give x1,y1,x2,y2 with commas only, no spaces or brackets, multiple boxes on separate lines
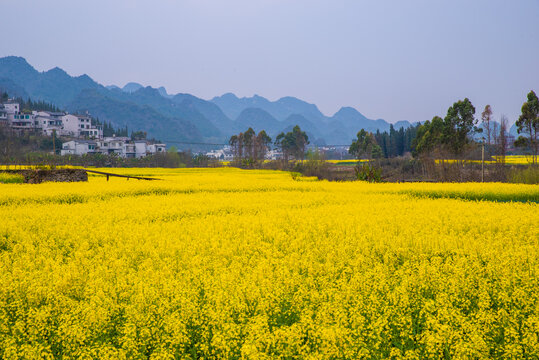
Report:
0,168,538,359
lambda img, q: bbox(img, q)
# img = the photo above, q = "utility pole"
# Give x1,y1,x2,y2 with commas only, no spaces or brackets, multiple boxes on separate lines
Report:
481,137,485,183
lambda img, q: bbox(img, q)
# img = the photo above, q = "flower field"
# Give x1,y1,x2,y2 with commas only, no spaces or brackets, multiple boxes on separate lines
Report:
0,168,538,359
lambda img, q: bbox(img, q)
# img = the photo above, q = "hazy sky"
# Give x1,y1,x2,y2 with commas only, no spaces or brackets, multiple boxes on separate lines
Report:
2,0,538,124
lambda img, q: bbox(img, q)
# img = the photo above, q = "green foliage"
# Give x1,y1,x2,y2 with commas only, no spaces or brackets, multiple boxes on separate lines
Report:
412,116,444,156
349,129,377,159
371,144,383,159
0,173,25,184
13,96,62,113
412,98,478,157
354,162,382,182
515,90,539,164
374,124,419,158
130,130,147,140
275,125,309,160
229,128,272,164
292,149,329,178
443,98,477,154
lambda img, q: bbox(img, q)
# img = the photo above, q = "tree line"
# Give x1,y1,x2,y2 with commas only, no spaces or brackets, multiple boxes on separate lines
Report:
347,90,538,164
229,125,309,163
94,119,129,138
3,93,62,113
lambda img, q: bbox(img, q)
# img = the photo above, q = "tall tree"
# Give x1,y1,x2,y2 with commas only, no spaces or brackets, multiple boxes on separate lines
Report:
443,98,477,155
230,128,272,163
275,125,309,161
481,105,493,145
515,90,539,164
243,127,256,160
349,129,380,159
255,130,272,161
412,116,444,157
497,115,508,164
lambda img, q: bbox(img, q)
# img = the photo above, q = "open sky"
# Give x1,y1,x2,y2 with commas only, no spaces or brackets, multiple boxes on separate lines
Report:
2,0,538,124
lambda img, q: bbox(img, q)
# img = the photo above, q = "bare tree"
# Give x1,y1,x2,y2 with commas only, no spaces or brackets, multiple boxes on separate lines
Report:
492,121,499,149
481,105,492,145
497,115,508,164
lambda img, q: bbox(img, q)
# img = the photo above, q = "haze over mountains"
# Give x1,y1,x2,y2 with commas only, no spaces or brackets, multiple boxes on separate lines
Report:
0,56,418,145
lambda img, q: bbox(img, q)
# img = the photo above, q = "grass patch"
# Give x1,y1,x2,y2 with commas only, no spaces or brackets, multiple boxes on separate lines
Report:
0,173,25,184
509,166,539,184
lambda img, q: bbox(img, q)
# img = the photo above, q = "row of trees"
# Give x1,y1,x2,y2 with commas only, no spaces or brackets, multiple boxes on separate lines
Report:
275,126,309,161
95,119,129,137
229,128,272,162
412,98,480,157
348,96,518,162
374,125,419,158
229,125,310,163
349,126,420,160
4,94,62,114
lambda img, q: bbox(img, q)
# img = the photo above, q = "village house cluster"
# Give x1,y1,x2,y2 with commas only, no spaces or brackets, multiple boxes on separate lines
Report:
0,101,102,138
0,100,166,158
61,137,166,158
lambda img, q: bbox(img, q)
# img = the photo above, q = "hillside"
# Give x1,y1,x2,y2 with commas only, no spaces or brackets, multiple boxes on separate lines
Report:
68,89,202,142
235,108,282,135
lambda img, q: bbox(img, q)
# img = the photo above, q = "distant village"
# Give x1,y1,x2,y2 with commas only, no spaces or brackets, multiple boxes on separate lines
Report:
0,99,337,161
0,100,166,158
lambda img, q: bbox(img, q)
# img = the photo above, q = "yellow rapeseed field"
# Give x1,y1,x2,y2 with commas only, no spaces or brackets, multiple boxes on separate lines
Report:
0,168,538,359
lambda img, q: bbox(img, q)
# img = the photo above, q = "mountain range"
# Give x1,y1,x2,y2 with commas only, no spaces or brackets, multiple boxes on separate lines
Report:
0,56,422,146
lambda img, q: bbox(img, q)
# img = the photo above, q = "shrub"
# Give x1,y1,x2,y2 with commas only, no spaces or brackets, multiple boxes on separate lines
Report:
509,166,539,184
354,162,382,182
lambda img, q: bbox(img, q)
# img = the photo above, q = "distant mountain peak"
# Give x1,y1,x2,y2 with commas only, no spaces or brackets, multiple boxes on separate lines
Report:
122,82,143,93
46,66,68,75
214,92,238,101
0,56,33,69
77,74,92,80
237,107,273,118
333,106,367,120
335,106,360,114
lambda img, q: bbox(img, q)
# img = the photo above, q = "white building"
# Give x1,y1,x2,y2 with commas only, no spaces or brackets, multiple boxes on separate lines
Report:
206,148,234,161
97,136,129,156
2,102,20,113
10,112,36,131
265,149,282,160
61,137,166,158
60,140,98,155
147,143,167,156
33,111,65,136
0,105,9,124
0,101,103,139
2,102,36,132
61,113,102,138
